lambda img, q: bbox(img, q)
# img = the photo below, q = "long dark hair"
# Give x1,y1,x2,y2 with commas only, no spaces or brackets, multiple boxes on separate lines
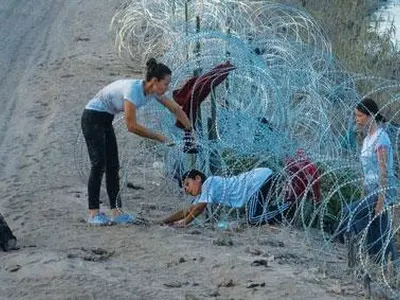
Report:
356,97,386,123
145,58,171,81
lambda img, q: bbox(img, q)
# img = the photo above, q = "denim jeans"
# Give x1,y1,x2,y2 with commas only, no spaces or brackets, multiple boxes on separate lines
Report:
341,191,397,262
81,109,121,210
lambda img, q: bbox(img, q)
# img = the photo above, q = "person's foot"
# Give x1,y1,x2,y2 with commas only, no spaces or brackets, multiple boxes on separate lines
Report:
88,213,112,226
111,212,135,225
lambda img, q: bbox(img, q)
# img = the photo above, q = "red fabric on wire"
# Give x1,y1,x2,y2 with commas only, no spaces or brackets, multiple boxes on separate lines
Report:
173,61,235,129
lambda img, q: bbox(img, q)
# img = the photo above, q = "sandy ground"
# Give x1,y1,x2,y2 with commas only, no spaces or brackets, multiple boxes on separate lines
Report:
0,1,371,299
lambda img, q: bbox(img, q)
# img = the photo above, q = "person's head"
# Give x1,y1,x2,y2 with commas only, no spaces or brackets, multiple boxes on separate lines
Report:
355,97,386,128
181,169,207,196
145,58,172,96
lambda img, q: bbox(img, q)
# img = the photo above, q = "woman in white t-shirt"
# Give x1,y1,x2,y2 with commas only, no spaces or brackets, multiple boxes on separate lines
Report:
81,58,192,225
340,98,397,264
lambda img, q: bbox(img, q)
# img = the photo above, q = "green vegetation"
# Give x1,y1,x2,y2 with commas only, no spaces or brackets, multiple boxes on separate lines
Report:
283,0,400,79
221,149,283,175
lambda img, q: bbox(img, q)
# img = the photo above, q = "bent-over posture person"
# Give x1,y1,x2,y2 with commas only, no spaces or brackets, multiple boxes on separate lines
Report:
162,168,289,227
81,58,192,225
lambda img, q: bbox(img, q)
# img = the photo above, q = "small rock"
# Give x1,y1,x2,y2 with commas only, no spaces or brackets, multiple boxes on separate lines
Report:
213,238,233,247
251,259,268,267
246,246,263,256
274,252,302,264
92,247,108,255
75,36,90,42
6,264,21,272
164,281,182,288
218,278,235,287
259,239,285,247
246,282,266,288
179,257,186,263
140,202,157,211
212,263,222,269
60,74,74,78
80,247,115,262
127,182,144,190
208,290,220,297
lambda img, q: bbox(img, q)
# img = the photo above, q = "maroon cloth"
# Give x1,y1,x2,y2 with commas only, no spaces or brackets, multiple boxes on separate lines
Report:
283,149,322,203
173,61,235,129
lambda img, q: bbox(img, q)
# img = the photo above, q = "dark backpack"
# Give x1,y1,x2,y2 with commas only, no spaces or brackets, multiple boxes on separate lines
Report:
0,214,17,251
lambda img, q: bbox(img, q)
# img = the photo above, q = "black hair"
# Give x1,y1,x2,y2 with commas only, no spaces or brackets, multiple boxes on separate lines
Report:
181,169,207,184
356,97,386,123
145,58,171,81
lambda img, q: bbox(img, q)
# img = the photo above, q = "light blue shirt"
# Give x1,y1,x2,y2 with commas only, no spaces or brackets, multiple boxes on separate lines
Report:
361,127,396,203
193,168,273,208
85,79,158,114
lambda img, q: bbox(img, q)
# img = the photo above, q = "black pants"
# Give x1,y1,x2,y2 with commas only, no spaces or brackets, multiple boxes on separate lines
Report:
81,109,121,210
247,175,289,225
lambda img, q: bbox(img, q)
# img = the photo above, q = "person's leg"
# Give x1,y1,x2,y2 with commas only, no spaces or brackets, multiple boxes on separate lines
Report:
386,209,398,264
349,194,396,260
247,175,288,225
103,118,135,224
343,194,376,236
247,176,272,225
104,118,121,211
369,210,397,265
247,194,263,225
81,110,109,221
339,195,376,268
385,190,398,267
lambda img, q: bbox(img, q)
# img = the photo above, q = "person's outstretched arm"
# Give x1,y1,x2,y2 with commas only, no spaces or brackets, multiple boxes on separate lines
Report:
162,209,187,225
158,96,192,131
124,101,166,142
162,203,207,226
180,203,207,226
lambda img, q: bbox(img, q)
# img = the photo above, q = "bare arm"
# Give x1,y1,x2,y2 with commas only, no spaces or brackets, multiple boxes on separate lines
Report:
158,96,192,131
162,209,187,225
181,203,207,225
162,203,207,226
375,146,389,215
124,100,166,142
